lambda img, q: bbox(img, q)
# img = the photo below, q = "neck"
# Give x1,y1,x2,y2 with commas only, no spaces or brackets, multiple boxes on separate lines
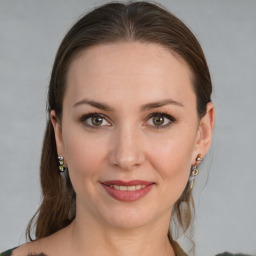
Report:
62,207,175,256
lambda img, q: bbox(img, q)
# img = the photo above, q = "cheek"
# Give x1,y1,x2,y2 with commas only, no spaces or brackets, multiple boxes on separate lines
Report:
62,128,107,195
150,129,197,203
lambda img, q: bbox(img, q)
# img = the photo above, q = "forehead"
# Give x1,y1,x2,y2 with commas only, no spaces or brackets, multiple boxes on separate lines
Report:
65,42,195,108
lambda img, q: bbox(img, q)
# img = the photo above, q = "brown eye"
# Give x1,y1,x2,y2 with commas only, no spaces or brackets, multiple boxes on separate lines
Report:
79,113,111,129
152,116,164,126
91,116,103,126
146,112,176,129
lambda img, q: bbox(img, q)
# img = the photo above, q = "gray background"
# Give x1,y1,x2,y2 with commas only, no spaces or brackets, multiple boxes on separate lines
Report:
0,0,255,255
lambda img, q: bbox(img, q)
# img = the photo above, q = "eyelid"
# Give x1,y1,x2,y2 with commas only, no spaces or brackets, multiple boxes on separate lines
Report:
145,112,177,129
79,111,176,129
147,112,176,122
79,112,112,129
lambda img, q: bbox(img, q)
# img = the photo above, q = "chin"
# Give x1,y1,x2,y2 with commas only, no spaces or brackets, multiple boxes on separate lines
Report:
105,211,153,229
97,201,167,230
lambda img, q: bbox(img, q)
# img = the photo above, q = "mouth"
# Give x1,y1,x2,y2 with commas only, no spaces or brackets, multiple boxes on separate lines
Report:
107,184,147,191
100,180,155,202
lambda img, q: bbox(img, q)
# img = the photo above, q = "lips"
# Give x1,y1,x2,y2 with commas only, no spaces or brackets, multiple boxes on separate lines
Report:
108,184,147,191
102,180,153,186
101,180,155,202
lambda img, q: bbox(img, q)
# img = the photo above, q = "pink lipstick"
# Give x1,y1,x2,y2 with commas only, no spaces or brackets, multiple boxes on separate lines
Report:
101,180,155,202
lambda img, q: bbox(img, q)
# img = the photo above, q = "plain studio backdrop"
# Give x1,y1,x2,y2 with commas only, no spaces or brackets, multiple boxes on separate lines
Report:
0,1,255,255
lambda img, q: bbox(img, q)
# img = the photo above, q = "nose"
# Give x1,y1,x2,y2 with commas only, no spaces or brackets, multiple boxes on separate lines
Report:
108,125,146,171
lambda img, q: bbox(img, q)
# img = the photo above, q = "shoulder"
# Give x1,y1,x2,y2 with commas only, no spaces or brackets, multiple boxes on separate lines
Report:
10,226,70,256
0,247,18,256
3,242,48,256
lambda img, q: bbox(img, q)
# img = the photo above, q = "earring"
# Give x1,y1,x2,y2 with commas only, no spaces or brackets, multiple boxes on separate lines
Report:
58,155,65,172
190,154,203,190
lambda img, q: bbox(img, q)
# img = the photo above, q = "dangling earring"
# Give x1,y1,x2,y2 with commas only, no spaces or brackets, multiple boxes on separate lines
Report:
58,155,65,172
190,154,203,190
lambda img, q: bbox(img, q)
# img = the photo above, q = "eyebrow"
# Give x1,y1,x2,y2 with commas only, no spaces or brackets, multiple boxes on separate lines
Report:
140,98,184,111
73,98,184,111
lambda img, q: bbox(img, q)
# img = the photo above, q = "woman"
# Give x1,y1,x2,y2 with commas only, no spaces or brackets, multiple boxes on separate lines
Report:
1,1,215,256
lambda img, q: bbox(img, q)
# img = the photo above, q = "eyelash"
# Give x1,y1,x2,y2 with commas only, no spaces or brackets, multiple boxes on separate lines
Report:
79,112,177,130
147,112,176,129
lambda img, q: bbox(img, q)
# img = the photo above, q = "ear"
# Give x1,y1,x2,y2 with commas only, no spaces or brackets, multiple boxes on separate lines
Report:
193,102,215,161
50,110,67,164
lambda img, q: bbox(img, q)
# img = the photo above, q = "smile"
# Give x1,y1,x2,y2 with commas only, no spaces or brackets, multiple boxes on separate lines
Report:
101,180,155,202
108,184,146,191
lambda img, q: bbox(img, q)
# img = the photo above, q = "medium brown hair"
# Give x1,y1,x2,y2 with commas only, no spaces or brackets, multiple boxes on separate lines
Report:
26,1,212,242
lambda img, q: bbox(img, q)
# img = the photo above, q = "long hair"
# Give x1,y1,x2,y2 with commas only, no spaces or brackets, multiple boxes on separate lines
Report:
26,1,212,244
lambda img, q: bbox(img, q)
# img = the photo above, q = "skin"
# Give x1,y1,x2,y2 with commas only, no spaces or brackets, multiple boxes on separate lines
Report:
14,42,214,256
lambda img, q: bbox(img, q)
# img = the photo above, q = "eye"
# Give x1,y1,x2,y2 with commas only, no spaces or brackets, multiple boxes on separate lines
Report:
146,112,176,129
79,113,111,128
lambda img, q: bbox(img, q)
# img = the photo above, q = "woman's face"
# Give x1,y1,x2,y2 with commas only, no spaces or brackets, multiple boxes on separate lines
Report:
52,42,214,229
